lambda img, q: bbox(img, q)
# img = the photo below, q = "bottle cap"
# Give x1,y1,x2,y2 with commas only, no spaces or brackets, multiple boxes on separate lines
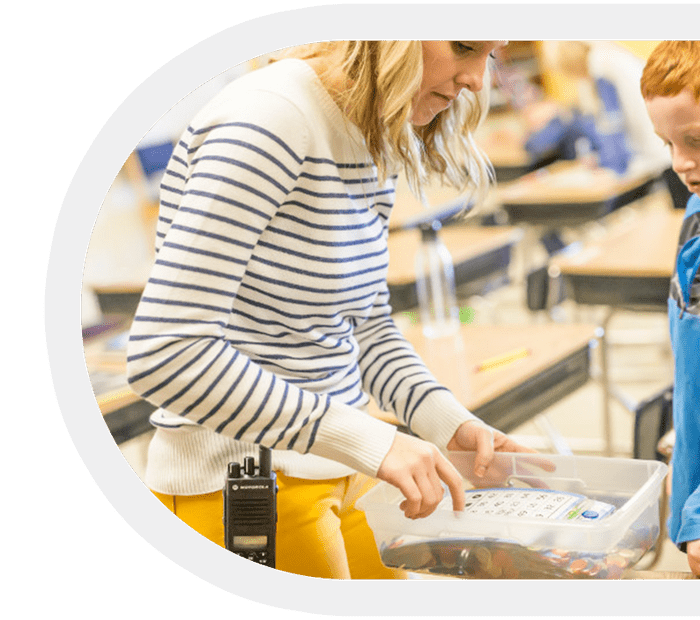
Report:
419,219,442,241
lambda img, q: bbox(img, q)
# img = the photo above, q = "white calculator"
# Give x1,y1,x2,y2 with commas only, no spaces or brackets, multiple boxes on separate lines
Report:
460,488,616,521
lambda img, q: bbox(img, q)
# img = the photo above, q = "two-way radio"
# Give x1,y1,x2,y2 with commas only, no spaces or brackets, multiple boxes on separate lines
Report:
223,446,277,567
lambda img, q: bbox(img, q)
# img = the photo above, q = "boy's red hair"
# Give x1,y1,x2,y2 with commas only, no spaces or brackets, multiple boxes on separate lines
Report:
641,41,700,101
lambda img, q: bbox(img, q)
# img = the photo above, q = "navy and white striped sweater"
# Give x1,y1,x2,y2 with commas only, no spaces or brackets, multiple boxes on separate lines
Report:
127,59,474,494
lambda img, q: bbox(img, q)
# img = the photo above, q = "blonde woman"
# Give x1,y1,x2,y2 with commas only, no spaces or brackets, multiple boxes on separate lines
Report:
127,41,532,579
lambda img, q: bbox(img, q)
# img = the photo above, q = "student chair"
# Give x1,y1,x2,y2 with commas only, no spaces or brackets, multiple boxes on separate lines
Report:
633,384,673,462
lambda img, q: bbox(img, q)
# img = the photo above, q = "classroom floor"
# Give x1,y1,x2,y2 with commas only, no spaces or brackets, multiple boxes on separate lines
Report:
118,220,691,576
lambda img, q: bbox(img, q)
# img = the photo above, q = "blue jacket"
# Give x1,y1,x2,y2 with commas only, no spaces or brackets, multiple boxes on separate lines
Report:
668,193,700,550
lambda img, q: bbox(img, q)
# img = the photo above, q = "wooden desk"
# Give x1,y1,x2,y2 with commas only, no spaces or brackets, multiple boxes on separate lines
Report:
88,321,595,444
550,208,683,457
552,208,684,308
387,225,522,312
496,161,659,226
371,322,599,433
86,224,522,442
476,110,557,182
388,174,473,232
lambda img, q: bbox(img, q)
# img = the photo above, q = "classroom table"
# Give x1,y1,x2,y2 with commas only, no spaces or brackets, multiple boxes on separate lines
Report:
549,207,684,457
85,218,523,444
551,208,684,309
388,174,474,233
476,109,558,182
87,320,597,448
496,160,660,227
369,322,600,434
386,224,522,313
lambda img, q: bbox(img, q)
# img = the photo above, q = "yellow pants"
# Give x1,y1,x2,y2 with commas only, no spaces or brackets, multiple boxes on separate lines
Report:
152,472,405,580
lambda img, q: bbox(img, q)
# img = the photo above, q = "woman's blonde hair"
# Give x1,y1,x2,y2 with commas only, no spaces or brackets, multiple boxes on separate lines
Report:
641,41,700,102
274,41,494,209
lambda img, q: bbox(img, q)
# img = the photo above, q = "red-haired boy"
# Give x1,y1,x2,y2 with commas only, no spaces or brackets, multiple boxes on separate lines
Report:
642,40,700,576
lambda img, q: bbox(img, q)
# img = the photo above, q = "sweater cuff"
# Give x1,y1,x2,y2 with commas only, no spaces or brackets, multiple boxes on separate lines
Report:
410,389,479,451
308,401,398,478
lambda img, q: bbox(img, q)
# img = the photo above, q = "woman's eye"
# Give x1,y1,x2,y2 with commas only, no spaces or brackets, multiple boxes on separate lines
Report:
453,42,475,54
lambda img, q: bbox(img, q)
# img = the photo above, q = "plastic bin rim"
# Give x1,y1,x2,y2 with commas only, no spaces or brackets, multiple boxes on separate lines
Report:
357,454,669,522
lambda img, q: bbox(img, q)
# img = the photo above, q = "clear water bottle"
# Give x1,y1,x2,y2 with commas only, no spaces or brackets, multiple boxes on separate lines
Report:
414,220,471,401
415,220,459,339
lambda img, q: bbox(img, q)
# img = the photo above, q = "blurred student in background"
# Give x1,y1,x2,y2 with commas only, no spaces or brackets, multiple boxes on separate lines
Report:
514,42,686,206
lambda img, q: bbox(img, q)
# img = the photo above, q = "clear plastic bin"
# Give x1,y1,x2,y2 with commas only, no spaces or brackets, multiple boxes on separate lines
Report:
357,452,668,579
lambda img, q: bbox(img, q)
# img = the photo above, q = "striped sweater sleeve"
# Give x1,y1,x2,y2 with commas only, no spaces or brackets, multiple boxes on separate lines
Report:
354,289,479,450
126,93,396,477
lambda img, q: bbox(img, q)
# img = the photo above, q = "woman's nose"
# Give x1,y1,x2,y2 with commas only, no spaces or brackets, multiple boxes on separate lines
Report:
455,61,486,93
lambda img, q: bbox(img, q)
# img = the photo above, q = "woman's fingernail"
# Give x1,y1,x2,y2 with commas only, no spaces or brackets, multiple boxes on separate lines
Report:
476,465,486,477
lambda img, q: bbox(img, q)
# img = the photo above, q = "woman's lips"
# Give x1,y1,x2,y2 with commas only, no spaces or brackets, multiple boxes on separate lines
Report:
431,92,453,110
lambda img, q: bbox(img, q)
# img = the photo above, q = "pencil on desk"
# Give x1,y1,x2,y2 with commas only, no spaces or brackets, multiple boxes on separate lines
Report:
474,347,531,373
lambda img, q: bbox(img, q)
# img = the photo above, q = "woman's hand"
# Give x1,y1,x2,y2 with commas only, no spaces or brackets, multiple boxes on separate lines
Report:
376,432,465,519
687,539,700,576
446,420,537,478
